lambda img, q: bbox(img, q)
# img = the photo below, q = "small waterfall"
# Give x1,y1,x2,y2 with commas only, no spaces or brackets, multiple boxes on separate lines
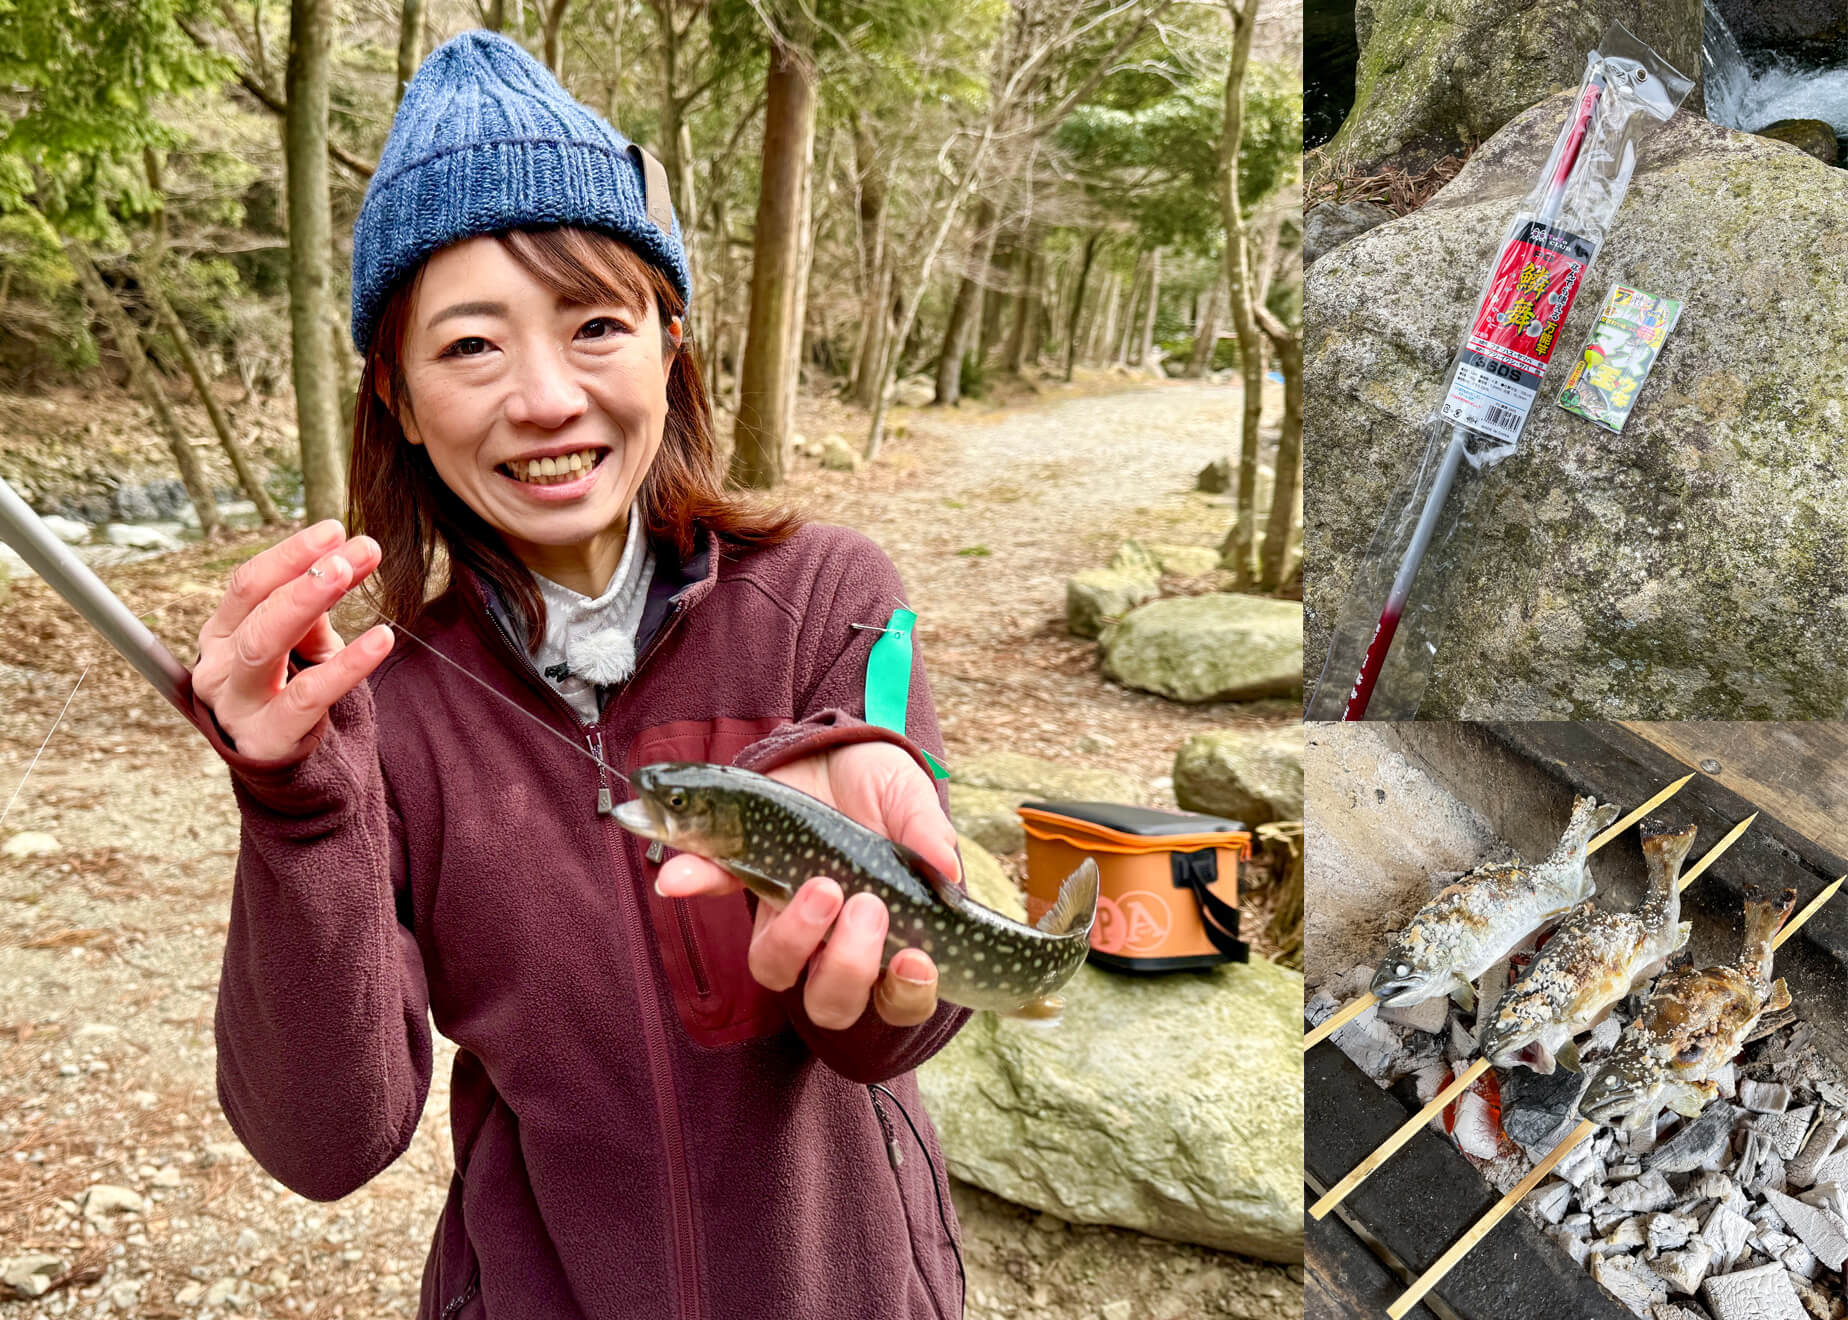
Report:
1702,0,1848,138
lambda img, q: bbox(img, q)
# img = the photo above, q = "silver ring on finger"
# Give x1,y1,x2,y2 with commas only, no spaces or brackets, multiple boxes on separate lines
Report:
306,566,326,579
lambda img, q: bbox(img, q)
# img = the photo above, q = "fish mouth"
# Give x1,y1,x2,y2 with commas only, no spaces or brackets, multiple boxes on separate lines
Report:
1580,1075,1653,1128
1369,963,1430,1005
612,795,667,841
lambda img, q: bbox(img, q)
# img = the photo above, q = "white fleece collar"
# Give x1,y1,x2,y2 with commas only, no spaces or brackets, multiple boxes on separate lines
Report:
531,506,655,722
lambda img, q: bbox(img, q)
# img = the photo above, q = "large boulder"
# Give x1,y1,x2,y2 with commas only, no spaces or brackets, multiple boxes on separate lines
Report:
1326,0,1702,176
949,784,1030,855
918,957,1304,1260
1306,96,1848,718
1066,569,1159,639
1304,201,1395,267
1173,728,1304,826
950,751,1142,805
1758,118,1839,165
956,833,1026,920
1102,595,1304,703
1713,0,1848,45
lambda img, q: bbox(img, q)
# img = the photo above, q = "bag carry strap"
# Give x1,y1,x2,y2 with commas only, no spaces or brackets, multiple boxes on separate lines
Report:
1171,849,1249,963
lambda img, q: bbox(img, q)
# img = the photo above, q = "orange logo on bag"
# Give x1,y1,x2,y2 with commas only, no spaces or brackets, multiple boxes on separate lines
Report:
1091,890,1173,955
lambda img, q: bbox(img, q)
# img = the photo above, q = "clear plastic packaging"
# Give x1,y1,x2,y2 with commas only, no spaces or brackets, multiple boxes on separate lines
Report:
1306,22,1692,721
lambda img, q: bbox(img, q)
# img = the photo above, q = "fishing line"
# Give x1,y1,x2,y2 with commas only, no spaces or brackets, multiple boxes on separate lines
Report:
0,661,92,835
352,603,630,786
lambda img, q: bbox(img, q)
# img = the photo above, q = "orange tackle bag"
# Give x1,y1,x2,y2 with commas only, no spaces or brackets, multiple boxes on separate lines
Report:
1018,801,1251,973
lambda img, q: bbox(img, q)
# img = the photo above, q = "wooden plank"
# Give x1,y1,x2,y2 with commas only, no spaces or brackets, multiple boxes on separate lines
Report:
1480,723,1848,1060
1307,1199,1441,1320
1305,1042,1633,1320
1622,722,1848,862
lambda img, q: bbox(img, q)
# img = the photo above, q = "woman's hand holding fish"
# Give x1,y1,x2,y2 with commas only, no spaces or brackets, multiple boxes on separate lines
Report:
193,519,395,763
655,742,958,1030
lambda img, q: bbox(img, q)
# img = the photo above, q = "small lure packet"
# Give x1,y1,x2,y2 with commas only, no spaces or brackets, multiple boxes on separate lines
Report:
1557,284,1682,432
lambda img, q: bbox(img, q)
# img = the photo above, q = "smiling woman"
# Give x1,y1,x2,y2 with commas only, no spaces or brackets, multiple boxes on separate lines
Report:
180,28,977,1320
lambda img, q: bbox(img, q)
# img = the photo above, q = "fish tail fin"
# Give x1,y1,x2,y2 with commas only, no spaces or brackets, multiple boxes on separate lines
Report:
1740,885,1797,987
1555,796,1622,860
1036,858,1100,936
1640,825,1697,910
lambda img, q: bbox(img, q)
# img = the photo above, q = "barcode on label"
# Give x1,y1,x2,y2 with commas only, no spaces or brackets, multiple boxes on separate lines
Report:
1483,404,1522,431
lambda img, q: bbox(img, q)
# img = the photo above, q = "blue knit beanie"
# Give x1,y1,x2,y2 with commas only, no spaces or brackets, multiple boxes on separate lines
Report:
349,29,691,354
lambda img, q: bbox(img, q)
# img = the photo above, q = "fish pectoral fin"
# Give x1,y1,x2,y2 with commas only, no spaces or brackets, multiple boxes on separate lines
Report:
1450,982,1477,1015
1668,1085,1712,1118
1556,1039,1583,1074
1672,920,1692,949
723,860,797,906
1765,977,1792,1013
1002,995,1064,1022
890,838,970,912
1036,858,1101,936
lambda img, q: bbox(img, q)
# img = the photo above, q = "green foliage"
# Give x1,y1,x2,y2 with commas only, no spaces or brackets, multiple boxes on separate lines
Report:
0,207,94,371
957,347,988,400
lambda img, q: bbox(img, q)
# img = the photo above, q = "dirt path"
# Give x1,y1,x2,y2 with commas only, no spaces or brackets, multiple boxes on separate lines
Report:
0,379,1299,1318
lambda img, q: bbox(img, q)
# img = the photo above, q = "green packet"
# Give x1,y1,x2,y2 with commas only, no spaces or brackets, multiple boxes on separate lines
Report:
1557,285,1682,433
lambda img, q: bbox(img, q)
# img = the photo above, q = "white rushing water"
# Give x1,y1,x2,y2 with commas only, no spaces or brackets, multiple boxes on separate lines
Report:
1703,2,1848,137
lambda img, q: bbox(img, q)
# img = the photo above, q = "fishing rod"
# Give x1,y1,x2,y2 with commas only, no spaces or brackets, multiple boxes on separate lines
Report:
1308,23,1692,721
1340,76,1604,720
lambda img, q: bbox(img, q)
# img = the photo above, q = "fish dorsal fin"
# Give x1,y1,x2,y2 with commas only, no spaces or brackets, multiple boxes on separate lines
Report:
891,838,970,912
1037,859,1100,936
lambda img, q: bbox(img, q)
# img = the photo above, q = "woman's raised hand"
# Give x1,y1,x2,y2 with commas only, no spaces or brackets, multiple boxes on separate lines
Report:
192,519,395,763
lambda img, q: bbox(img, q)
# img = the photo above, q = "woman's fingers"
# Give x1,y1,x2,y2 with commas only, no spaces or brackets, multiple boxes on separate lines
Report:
199,519,346,646
747,877,844,995
259,625,397,753
655,853,742,899
797,890,890,1029
875,761,962,889
872,949,940,1027
225,537,380,689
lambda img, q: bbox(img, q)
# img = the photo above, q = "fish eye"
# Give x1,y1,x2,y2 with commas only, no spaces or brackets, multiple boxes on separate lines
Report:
666,788,689,811
1395,964,1410,976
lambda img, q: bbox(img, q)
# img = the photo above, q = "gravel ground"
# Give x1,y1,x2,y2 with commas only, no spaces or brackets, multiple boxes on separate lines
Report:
0,375,1300,1319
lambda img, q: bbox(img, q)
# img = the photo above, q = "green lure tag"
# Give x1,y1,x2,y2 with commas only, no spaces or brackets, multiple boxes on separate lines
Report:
863,608,948,780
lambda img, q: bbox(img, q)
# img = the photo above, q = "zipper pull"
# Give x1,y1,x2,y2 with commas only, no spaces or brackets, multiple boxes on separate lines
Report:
647,840,665,863
589,732,615,816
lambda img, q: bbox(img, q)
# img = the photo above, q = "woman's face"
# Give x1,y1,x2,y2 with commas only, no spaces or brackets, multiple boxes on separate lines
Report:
394,235,673,590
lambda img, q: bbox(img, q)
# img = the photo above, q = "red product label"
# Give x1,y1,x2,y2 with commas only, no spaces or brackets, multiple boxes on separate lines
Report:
1469,221,1593,375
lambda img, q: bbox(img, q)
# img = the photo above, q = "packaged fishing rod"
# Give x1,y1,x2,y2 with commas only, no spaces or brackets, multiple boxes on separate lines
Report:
1306,22,1692,721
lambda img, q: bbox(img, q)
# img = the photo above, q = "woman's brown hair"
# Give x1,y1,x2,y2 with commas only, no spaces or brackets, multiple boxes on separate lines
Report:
348,225,800,645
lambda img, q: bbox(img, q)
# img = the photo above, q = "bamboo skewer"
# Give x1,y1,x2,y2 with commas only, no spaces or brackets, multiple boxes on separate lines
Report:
1310,806,1753,1220
1304,775,1696,1053
1777,876,1844,949
1388,1119,1598,1319
1385,827,1813,1316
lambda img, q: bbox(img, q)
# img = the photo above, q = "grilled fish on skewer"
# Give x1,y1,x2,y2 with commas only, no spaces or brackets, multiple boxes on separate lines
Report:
1580,886,1796,1131
1370,796,1621,1011
1480,825,1694,1075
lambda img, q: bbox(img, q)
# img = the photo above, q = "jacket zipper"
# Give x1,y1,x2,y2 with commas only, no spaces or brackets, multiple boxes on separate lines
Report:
484,597,704,1320
439,1270,480,1319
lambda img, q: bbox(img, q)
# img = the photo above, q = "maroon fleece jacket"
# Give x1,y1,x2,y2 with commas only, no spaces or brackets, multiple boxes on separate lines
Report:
201,523,972,1320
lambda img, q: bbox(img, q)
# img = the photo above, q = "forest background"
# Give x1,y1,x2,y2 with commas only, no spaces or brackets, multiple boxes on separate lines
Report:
0,0,1300,589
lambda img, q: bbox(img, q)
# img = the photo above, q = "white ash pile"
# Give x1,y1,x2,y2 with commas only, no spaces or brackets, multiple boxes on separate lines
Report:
1305,967,1848,1320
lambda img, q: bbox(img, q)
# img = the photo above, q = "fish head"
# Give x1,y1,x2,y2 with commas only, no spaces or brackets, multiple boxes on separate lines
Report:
615,763,749,859
1580,1040,1668,1132
1478,1001,1556,1073
1369,941,1452,1006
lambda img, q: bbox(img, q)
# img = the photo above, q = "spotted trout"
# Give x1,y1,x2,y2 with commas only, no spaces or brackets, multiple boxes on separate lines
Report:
1579,886,1796,1132
1479,825,1695,1076
613,762,1101,1018
1369,796,1621,1012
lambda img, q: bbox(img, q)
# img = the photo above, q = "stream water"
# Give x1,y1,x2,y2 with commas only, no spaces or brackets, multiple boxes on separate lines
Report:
1704,1,1848,138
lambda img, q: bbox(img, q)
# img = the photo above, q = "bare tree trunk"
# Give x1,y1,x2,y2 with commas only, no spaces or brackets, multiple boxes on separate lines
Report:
141,148,281,523
847,113,891,409
1186,278,1226,378
1062,231,1099,381
484,0,508,31
1115,251,1146,365
542,0,570,75
1221,0,1263,587
1256,306,1302,592
395,0,426,109
979,229,1016,359
931,198,996,406
1137,246,1162,369
64,239,221,535
729,37,815,489
1005,237,1040,374
784,120,820,445
286,0,344,522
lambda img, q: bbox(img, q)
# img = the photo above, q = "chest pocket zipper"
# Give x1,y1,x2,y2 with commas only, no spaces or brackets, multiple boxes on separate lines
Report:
439,1268,480,1319
673,899,712,998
